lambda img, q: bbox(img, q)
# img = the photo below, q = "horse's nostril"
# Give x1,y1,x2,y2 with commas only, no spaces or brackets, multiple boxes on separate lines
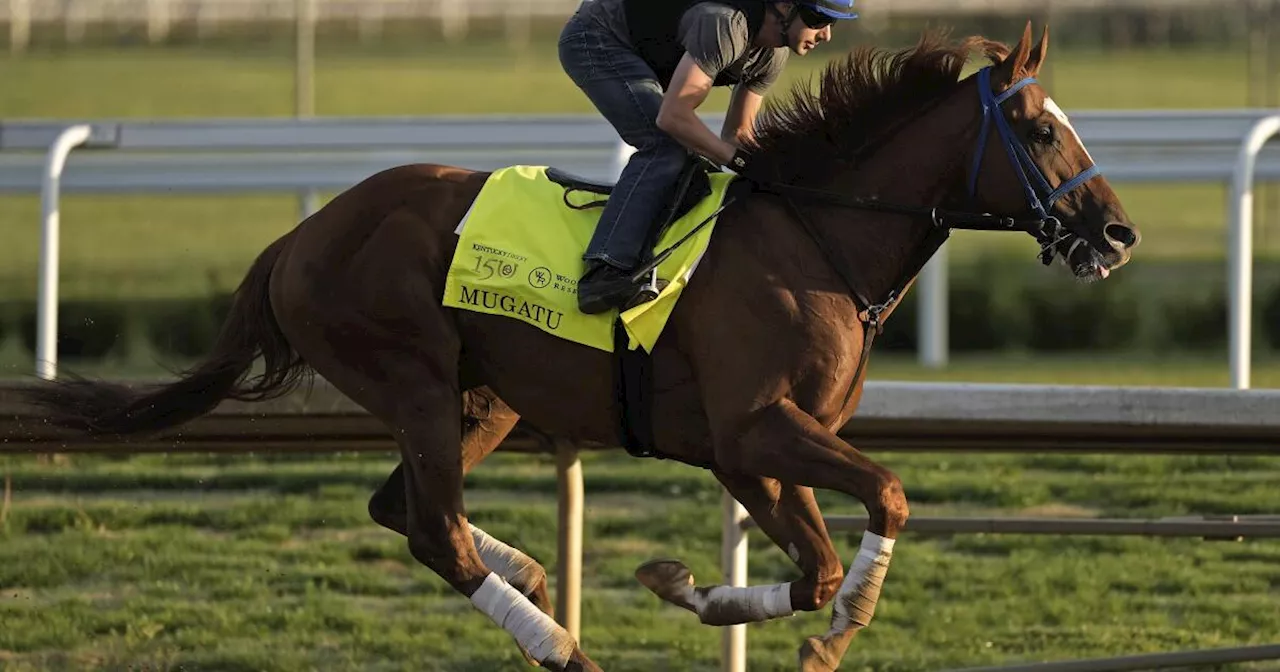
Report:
1105,222,1139,249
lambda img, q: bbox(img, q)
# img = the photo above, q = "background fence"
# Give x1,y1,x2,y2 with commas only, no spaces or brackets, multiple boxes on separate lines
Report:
2,0,1275,48
5,0,1280,110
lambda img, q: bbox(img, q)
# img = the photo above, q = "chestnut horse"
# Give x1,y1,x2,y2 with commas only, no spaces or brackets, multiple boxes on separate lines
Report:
22,24,1139,671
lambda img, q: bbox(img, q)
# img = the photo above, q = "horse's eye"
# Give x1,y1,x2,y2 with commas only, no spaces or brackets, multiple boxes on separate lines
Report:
1030,125,1054,144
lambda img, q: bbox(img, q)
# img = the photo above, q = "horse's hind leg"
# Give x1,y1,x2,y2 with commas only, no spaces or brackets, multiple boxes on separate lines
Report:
340,373,593,671
279,314,592,669
367,387,555,619
635,474,844,630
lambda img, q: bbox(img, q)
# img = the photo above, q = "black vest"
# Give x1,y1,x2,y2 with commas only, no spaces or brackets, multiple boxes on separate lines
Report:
623,0,768,89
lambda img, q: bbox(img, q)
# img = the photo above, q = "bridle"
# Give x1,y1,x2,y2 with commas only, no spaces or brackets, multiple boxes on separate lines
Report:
967,65,1101,266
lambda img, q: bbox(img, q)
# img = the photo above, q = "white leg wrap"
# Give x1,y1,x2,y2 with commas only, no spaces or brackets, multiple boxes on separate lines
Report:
470,524,542,596
702,583,795,621
677,581,794,624
828,531,895,634
470,573,574,667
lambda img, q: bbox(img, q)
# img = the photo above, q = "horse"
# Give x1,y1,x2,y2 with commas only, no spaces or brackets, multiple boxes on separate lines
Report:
20,22,1139,672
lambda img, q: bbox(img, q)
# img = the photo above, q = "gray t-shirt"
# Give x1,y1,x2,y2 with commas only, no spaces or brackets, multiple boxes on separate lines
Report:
576,0,788,94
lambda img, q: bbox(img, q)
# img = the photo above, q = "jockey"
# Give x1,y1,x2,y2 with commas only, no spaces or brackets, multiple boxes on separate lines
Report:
559,0,858,314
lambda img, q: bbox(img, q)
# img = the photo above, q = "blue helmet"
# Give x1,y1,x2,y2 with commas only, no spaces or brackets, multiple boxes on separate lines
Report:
797,0,858,21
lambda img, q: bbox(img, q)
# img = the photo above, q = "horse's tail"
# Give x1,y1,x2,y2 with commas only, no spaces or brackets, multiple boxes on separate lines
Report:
23,233,309,437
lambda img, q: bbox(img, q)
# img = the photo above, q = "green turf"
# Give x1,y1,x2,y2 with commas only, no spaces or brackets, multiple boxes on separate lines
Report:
1,449,1277,671
0,43,1275,300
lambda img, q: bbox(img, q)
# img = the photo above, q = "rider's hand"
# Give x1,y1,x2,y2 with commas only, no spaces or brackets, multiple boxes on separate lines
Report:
724,147,774,184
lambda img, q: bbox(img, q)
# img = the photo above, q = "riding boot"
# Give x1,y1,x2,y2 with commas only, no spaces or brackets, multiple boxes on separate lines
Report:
577,262,643,314
577,260,672,314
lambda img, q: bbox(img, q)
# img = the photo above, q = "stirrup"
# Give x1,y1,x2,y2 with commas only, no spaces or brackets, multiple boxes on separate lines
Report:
624,267,667,310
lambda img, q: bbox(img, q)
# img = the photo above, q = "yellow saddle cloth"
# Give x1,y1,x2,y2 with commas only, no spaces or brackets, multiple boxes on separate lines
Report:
442,165,734,353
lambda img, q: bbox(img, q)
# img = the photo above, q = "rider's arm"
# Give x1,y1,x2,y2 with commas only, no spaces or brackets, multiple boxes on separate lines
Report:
721,84,765,146
656,53,741,167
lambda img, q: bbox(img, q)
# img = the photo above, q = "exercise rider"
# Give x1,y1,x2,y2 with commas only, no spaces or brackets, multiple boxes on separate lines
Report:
558,0,859,314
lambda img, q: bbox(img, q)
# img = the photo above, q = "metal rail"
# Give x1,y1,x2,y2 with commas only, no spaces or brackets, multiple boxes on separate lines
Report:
6,380,1280,455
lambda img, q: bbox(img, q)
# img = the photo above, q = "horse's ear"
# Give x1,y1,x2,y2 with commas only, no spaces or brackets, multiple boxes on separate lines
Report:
1024,24,1050,76
992,20,1034,90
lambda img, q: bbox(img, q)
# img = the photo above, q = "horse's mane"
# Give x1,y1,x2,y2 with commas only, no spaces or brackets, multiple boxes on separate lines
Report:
749,30,1011,182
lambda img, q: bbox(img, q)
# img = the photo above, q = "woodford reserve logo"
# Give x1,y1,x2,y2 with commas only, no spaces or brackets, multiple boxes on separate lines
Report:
457,286,565,330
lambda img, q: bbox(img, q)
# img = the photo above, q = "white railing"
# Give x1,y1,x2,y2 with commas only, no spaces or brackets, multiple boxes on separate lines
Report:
3,111,1280,382
1229,115,1280,389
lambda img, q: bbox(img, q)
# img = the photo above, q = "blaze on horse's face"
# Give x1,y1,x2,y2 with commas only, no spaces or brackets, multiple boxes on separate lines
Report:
974,23,1141,282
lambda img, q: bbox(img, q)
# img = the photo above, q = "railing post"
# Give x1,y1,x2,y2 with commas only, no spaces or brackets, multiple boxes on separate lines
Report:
555,439,584,644
9,0,31,54
295,0,318,224
37,124,94,381
918,241,949,368
720,490,749,672
1229,115,1280,390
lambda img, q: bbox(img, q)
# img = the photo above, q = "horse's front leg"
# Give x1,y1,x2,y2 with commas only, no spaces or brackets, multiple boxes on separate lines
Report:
634,474,844,626
721,397,909,672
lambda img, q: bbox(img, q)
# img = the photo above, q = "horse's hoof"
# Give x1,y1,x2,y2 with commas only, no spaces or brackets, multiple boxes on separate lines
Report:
554,647,603,672
797,635,843,672
634,559,698,613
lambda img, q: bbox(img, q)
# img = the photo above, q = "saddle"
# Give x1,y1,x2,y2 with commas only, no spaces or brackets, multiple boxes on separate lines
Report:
545,153,716,257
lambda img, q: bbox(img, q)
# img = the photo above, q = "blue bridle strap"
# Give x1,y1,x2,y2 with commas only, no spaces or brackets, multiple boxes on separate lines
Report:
967,66,1101,220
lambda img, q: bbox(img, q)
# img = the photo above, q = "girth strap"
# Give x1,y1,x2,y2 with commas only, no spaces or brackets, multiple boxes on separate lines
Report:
609,162,730,469
613,316,656,459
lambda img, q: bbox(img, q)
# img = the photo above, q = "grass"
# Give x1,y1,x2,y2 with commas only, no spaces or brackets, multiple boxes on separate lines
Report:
1,449,1277,671
0,41,1277,300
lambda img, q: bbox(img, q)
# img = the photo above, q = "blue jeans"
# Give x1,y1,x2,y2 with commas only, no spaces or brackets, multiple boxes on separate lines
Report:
558,11,691,271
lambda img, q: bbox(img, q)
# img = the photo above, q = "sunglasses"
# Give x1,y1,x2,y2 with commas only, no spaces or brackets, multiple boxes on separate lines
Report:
796,5,837,29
